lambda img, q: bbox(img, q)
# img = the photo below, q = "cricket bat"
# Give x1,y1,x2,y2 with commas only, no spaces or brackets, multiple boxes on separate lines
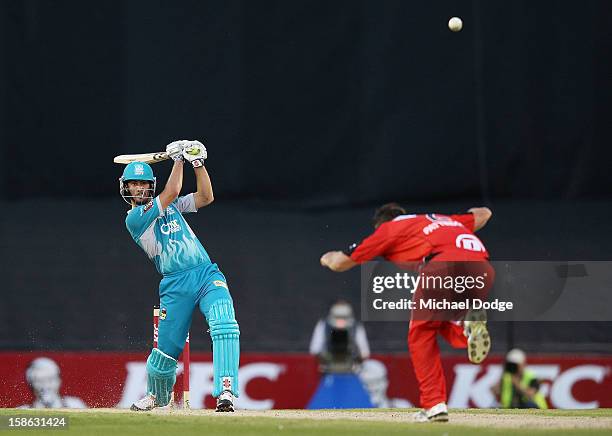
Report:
113,152,169,165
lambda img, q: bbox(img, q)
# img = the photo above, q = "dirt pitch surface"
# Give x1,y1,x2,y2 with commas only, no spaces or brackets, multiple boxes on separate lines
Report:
69,407,612,429
3,408,612,435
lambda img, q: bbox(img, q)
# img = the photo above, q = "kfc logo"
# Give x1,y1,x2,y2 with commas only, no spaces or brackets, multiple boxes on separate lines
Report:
449,363,611,409
118,362,285,410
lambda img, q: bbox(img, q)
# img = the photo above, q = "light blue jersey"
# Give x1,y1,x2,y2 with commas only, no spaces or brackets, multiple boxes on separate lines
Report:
125,194,211,275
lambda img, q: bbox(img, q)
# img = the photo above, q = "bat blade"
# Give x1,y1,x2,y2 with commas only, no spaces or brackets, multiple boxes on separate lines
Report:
113,152,169,165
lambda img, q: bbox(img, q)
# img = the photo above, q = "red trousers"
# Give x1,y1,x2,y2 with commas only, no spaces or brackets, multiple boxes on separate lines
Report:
408,255,495,409
408,319,467,408
407,258,494,408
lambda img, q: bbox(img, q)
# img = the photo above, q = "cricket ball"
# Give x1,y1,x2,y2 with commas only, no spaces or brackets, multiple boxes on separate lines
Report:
448,17,463,32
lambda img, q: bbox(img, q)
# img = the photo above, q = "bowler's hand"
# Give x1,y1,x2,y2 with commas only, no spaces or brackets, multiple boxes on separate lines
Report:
320,251,336,268
320,250,357,272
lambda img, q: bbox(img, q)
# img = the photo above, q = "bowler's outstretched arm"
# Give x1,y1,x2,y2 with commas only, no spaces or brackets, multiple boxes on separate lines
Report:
320,250,358,272
468,207,493,231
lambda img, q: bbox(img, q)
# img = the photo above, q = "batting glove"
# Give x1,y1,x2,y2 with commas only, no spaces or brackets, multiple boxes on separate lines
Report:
166,140,189,161
183,140,207,168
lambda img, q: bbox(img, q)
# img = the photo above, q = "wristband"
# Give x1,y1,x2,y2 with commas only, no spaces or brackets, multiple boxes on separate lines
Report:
344,242,358,256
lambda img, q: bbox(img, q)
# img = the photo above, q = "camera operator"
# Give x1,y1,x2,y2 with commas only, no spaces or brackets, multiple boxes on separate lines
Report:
493,349,547,409
309,300,370,373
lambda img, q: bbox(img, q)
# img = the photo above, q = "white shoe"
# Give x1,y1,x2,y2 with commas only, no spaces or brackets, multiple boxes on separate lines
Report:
215,391,235,412
413,402,448,423
157,392,175,410
131,394,157,411
464,309,491,364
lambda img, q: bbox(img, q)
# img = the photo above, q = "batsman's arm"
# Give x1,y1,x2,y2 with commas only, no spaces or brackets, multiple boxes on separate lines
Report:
159,160,184,210
320,250,358,272
193,165,214,209
468,207,493,231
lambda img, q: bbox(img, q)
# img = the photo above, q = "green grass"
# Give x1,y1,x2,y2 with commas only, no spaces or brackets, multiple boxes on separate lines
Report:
0,408,611,436
366,407,612,418
454,408,612,418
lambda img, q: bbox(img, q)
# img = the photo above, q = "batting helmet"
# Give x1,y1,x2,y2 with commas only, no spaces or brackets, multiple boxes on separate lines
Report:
119,162,157,205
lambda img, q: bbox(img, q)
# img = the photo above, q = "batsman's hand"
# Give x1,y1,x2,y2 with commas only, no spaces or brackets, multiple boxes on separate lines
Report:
183,140,207,168
166,140,189,161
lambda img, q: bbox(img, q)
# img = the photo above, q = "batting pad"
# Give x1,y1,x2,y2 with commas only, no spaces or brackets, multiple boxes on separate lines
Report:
208,299,240,397
146,348,178,406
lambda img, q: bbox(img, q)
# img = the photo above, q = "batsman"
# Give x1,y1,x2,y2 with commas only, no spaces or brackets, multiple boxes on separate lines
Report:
119,140,240,412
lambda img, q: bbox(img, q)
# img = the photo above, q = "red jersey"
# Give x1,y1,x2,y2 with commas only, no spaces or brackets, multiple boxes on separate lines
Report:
349,213,489,263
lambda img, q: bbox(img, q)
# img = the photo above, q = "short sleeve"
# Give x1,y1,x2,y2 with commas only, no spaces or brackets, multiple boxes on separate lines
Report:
355,324,370,359
174,194,197,214
450,213,475,231
308,320,326,355
125,197,163,240
349,226,393,263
